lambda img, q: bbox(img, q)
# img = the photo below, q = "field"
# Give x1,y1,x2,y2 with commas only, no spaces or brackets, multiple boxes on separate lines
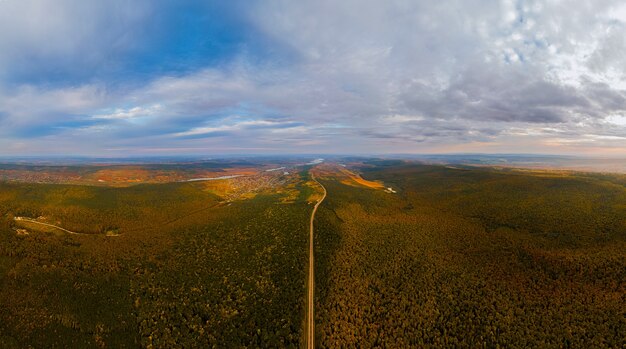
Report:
0,159,301,186
0,159,624,347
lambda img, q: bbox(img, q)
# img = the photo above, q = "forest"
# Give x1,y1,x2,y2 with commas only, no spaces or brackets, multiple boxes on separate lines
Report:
0,161,624,347
314,163,625,348
0,173,312,347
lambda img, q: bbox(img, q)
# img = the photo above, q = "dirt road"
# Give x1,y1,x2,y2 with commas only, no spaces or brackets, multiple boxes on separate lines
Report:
13,217,80,235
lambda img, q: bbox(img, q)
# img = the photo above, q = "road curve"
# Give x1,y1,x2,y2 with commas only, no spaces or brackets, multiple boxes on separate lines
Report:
307,174,327,349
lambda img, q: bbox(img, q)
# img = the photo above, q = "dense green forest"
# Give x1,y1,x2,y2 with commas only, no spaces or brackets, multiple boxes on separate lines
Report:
0,163,624,347
315,164,625,348
0,179,310,347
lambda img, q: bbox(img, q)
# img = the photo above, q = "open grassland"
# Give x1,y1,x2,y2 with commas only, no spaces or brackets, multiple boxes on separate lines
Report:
339,169,385,189
315,164,626,348
314,163,386,189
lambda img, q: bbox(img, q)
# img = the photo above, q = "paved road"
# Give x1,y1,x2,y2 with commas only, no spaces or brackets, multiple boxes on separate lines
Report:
307,174,327,349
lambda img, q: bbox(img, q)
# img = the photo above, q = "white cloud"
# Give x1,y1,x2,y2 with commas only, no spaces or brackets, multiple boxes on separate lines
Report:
0,84,106,132
174,119,298,137
605,114,626,126
92,105,162,120
0,0,150,80
1,0,626,155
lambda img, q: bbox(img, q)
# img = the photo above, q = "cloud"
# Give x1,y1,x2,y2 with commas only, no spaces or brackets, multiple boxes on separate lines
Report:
174,119,304,138
92,105,162,120
0,84,106,136
0,0,626,155
0,0,151,84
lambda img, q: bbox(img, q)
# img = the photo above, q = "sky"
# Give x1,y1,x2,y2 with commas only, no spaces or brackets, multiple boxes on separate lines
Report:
0,0,625,156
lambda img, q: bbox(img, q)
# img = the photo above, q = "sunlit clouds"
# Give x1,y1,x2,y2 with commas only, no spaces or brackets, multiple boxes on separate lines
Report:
0,0,625,156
